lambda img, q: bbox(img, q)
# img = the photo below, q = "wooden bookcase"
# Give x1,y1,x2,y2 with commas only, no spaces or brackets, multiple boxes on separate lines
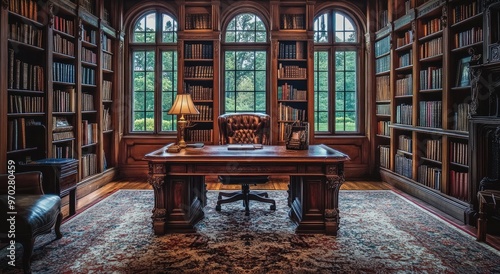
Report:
178,0,219,144
379,0,486,223
0,0,120,200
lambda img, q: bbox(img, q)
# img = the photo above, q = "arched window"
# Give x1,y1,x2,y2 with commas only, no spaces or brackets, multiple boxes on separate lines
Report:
129,11,178,132
314,11,360,133
223,13,267,113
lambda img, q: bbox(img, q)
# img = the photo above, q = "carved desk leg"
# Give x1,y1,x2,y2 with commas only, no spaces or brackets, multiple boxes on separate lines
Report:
477,191,487,242
324,164,345,236
148,163,167,235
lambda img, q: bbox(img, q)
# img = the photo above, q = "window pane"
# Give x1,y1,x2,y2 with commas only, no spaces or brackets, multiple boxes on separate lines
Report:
336,112,345,132
314,51,330,132
345,51,356,70
314,13,329,43
162,14,177,43
131,13,178,133
225,13,266,43
161,51,178,132
224,50,267,113
132,50,155,132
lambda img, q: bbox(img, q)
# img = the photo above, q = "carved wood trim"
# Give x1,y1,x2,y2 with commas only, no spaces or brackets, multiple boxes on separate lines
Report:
148,175,165,189
470,67,482,116
441,5,448,28
2,0,8,10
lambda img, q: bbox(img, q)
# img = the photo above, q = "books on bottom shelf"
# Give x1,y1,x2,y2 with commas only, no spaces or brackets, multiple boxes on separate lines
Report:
379,145,390,169
185,129,213,143
81,153,98,178
418,165,442,190
52,142,74,158
395,152,412,179
449,170,469,201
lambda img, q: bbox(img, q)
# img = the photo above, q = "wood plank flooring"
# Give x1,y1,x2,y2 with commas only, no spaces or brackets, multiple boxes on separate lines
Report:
61,177,500,250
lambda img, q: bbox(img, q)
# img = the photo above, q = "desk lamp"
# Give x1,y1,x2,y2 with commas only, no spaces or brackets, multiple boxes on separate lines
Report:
167,94,199,150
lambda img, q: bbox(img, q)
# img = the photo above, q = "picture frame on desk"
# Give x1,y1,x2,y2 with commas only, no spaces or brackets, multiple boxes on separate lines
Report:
456,57,471,87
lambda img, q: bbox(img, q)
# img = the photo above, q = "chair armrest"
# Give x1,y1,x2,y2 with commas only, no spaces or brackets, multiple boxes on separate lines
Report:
0,171,44,195
479,177,500,191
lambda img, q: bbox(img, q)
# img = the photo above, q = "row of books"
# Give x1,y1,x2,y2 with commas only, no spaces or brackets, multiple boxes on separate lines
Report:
54,33,75,56
186,105,213,121
420,67,442,90
418,165,441,190
102,80,112,101
53,15,75,36
425,139,442,161
184,43,213,59
185,14,211,30
278,103,306,121
278,42,306,59
453,103,469,132
103,53,113,71
376,75,390,101
82,67,96,85
375,36,390,58
378,10,389,30
277,64,306,79
184,66,213,78
102,34,112,52
53,89,75,112
82,93,95,111
81,48,97,64
398,135,412,153
377,121,390,136
81,120,98,145
82,27,97,45
7,118,34,151
399,50,413,67
449,170,469,201
9,21,43,48
395,153,412,179
375,55,390,74
396,74,413,96
280,14,305,30
186,85,213,100
451,0,484,24
8,0,38,21
278,83,307,100
103,108,112,131
420,37,443,59
422,18,442,37
8,95,44,113
53,62,75,83
379,145,390,169
8,49,45,91
419,101,442,128
53,143,74,158
185,129,213,142
80,0,95,15
450,141,468,165
376,104,390,116
396,104,412,125
454,27,483,49
396,30,413,48
81,153,98,178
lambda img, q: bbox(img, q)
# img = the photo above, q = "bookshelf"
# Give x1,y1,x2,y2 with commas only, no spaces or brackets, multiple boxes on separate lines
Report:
178,0,219,144
380,0,479,223
0,0,120,205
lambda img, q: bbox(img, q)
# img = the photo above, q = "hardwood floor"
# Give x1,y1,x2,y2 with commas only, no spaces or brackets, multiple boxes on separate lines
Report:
62,177,500,250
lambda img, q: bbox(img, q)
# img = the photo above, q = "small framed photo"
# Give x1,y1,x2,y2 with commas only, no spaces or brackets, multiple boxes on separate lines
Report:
456,57,471,87
489,43,500,63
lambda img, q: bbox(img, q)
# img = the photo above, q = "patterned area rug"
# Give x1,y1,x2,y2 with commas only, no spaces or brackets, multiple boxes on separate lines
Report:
2,190,500,273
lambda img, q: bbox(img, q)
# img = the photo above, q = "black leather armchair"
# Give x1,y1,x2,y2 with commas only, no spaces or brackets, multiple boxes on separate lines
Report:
216,113,276,215
0,171,62,273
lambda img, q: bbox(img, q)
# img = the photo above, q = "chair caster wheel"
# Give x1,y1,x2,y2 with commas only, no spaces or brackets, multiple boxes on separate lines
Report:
270,204,276,210
216,205,221,211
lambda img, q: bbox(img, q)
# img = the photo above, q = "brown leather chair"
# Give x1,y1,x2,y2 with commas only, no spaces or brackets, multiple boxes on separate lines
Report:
216,113,276,215
0,171,62,273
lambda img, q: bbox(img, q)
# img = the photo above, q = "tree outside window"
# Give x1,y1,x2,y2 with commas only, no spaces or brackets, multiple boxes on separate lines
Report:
223,13,267,114
130,12,178,132
314,11,359,133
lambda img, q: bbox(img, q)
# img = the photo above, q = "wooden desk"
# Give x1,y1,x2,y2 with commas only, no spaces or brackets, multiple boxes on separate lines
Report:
477,190,500,241
144,144,350,236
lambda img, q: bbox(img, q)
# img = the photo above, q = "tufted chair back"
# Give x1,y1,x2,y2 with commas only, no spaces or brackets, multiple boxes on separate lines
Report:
218,113,270,145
